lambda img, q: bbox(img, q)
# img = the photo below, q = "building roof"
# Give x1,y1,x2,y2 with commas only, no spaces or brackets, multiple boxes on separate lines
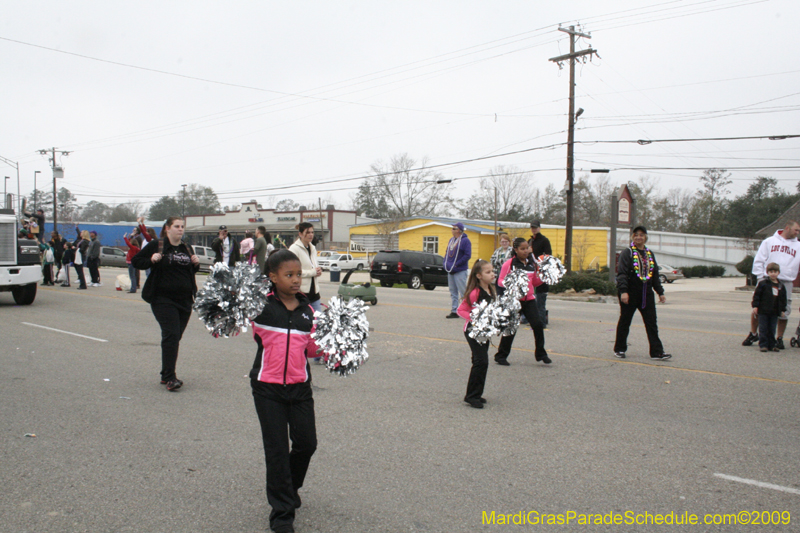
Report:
756,199,800,236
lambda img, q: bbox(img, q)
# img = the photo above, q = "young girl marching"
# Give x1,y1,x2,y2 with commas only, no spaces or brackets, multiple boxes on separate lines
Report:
250,249,320,533
494,238,550,365
457,259,496,409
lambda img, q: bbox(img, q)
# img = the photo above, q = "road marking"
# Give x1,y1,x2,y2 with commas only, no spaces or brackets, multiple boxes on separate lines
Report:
21,322,109,343
372,330,800,385
714,473,800,495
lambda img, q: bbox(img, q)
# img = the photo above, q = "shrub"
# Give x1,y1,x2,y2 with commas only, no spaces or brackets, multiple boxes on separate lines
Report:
708,266,726,277
551,272,618,295
736,255,754,276
694,265,710,278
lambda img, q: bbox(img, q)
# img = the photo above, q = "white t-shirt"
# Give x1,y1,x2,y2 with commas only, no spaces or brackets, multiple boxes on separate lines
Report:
222,237,231,264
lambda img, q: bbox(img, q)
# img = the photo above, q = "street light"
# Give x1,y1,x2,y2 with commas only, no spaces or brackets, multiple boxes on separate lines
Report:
181,184,187,219
33,170,40,210
3,176,9,200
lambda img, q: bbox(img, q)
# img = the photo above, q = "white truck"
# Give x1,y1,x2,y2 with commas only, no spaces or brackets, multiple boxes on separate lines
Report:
317,253,365,271
0,201,43,305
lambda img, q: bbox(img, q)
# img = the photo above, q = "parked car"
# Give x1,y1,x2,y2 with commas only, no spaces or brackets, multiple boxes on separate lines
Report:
658,264,684,283
370,250,448,290
99,246,128,268
192,245,216,272
318,253,365,271
318,250,336,260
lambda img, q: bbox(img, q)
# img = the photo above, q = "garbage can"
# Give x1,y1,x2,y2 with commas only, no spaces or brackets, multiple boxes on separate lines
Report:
330,265,341,283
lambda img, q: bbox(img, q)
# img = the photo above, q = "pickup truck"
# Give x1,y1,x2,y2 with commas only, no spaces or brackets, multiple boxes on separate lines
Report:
317,253,365,271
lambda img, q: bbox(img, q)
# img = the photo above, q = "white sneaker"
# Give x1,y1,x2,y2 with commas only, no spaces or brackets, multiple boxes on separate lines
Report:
96,282,103,287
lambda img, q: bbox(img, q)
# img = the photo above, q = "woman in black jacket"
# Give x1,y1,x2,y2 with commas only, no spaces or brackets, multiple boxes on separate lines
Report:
132,217,200,392
73,229,90,290
613,226,671,360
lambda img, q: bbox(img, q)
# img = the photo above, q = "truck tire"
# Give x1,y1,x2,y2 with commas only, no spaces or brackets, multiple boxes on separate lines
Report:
12,283,37,305
408,273,422,290
380,281,393,288
356,263,363,270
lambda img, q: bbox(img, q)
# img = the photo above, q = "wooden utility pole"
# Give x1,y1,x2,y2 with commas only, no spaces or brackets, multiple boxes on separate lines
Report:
549,26,596,272
39,147,70,233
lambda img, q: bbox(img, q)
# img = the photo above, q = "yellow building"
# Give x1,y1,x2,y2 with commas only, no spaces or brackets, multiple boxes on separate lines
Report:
349,217,610,271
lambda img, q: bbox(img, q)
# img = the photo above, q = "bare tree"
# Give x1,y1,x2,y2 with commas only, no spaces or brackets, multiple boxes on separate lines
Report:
368,153,453,218
461,165,535,221
571,232,593,272
375,216,402,249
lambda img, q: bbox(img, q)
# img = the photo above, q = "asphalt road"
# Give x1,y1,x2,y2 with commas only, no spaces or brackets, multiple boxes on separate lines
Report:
2,269,799,532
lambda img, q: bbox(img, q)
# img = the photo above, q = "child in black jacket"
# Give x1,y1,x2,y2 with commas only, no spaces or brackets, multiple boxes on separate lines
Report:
752,262,787,352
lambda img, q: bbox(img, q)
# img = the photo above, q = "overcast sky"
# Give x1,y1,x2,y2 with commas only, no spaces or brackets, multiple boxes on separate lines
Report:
2,0,798,214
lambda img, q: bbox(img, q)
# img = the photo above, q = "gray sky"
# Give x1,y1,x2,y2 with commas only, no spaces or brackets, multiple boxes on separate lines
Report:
2,0,799,214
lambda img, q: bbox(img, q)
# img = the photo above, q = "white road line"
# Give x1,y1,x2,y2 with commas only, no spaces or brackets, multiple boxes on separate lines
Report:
21,322,109,343
714,473,800,495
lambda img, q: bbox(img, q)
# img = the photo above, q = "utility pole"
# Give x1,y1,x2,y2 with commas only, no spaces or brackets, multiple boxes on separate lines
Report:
39,147,70,233
181,184,188,219
549,26,596,272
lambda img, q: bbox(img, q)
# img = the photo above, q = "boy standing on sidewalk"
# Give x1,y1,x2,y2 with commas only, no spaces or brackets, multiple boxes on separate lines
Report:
751,263,787,352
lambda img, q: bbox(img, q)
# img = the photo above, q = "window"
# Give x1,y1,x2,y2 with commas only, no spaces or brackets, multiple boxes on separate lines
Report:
423,236,438,254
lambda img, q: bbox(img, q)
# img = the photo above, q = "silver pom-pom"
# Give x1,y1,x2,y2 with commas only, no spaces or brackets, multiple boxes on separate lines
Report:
496,292,522,337
503,268,530,301
311,295,370,376
193,262,272,338
535,254,567,285
468,300,499,343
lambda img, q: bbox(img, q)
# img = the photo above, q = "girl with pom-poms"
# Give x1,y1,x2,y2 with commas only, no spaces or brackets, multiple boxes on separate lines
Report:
250,249,320,533
457,259,497,409
494,238,550,365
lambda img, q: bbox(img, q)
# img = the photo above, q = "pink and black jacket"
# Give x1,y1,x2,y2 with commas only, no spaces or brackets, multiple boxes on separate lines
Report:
498,256,543,302
250,292,320,385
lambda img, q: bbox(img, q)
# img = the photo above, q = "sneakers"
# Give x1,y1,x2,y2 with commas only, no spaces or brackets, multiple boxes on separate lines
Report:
464,398,484,409
166,379,182,392
540,355,552,364
776,337,785,350
742,332,758,346
445,312,459,319
760,347,768,352
494,358,510,366
614,352,626,359
773,347,781,352
650,353,672,360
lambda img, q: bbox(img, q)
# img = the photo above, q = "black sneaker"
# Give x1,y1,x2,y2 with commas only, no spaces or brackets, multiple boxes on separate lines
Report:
540,355,552,364
445,312,459,319
650,353,672,360
464,398,484,409
494,358,510,366
166,379,182,392
742,332,758,346
614,352,626,358
776,337,785,350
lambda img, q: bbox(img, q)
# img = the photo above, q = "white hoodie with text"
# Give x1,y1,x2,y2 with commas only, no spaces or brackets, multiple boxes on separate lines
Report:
752,230,800,282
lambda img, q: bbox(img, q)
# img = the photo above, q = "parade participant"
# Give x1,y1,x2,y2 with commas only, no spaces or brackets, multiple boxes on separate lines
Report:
528,220,552,327
73,229,90,290
211,225,240,266
23,208,45,243
444,222,472,319
123,232,141,293
742,220,800,349
457,259,496,409
132,216,200,392
250,249,319,533
613,226,671,360
86,231,102,287
494,238,549,365
490,233,512,296
751,262,787,352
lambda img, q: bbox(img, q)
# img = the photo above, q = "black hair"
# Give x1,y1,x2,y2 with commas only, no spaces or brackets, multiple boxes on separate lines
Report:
264,231,272,242
264,248,300,276
512,237,527,249
257,225,267,236
297,222,314,234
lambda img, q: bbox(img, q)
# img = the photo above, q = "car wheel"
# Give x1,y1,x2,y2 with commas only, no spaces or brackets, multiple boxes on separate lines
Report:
659,274,667,284
356,263,363,270
408,274,422,289
667,279,674,283
424,284,436,291
12,283,37,305
380,281,393,288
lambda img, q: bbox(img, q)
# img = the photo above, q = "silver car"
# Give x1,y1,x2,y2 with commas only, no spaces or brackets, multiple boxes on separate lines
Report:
99,246,128,268
658,264,684,284
192,246,215,272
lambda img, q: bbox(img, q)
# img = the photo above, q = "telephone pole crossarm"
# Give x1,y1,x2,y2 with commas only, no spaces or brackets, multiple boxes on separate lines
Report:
548,48,596,63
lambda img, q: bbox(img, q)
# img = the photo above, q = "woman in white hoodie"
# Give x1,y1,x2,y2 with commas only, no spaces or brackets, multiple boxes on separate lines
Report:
288,222,323,313
743,221,800,349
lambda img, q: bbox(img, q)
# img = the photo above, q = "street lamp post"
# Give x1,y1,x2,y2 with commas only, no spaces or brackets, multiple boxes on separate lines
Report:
3,176,9,200
181,184,187,219
34,170,40,210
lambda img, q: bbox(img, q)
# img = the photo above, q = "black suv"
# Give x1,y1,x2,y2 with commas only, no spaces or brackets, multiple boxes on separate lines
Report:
370,250,448,290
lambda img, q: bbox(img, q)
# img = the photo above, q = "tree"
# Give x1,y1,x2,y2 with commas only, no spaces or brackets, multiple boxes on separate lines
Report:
148,196,181,221
572,173,615,226
625,176,659,229
275,198,299,212
107,202,142,223
353,182,392,219
26,189,53,216
532,184,566,225
722,177,799,238
460,166,536,221
149,184,221,220
685,169,732,234
361,153,454,219
81,201,111,222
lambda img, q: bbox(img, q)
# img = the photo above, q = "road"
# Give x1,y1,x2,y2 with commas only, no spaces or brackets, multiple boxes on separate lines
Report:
2,269,799,532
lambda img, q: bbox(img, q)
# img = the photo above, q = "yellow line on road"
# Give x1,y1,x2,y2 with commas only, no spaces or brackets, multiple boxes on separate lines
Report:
373,330,800,385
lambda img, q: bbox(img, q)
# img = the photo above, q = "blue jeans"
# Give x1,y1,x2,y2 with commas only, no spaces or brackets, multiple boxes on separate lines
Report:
448,270,468,314
758,313,779,350
128,264,138,292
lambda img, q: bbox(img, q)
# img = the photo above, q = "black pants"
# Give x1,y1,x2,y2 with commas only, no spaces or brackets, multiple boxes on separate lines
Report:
464,330,489,402
87,257,100,284
41,264,53,285
536,290,548,325
758,313,779,350
496,299,547,361
74,264,87,288
614,291,664,356
252,382,317,532
150,298,192,382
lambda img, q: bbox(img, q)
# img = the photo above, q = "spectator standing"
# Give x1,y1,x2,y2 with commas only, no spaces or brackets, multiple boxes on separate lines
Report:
60,242,73,287
289,223,323,313
211,225,240,266
240,230,255,263
742,220,800,349
86,231,102,286
124,232,141,293
751,262,787,352
39,241,56,286
253,226,269,273
528,220,552,328
444,222,472,319
73,229,90,290
49,231,66,282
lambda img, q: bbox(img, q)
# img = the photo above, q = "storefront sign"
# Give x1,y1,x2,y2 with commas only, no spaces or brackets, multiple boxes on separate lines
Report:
277,216,296,221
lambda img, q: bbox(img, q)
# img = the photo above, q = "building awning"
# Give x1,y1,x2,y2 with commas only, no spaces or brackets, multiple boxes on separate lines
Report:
186,223,327,233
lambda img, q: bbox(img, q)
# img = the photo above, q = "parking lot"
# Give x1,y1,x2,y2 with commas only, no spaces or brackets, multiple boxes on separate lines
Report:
2,269,799,532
